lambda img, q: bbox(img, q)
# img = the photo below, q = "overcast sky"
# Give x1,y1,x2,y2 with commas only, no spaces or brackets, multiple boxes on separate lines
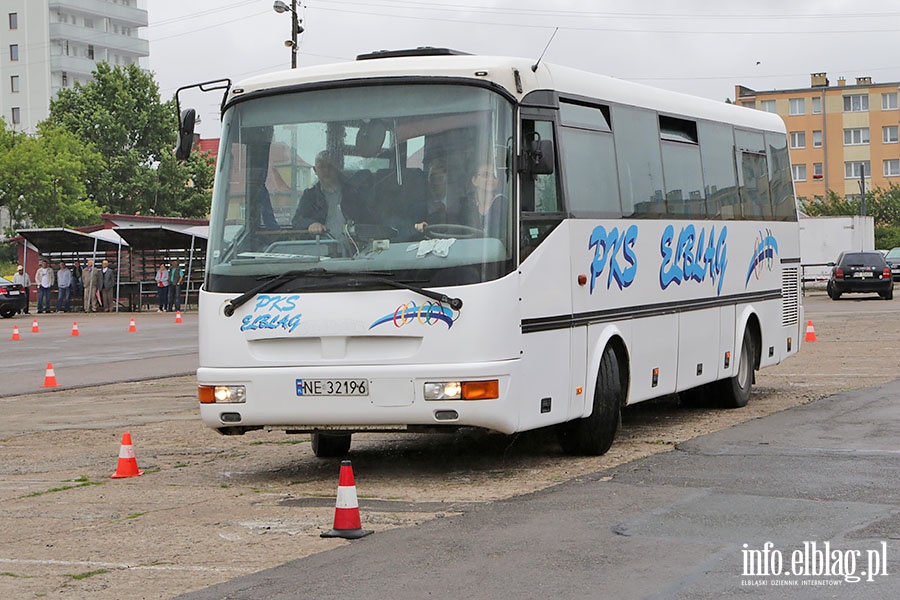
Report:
146,0,900,138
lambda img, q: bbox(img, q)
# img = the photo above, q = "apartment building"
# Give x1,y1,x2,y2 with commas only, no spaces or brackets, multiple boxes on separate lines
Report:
735,73,900,200
0,0,148,134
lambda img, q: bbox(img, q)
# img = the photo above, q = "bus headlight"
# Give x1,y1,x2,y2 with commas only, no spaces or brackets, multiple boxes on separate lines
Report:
198,385,246,404
424,380,498,401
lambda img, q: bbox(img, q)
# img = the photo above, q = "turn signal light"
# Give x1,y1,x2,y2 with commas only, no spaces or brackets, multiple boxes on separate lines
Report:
461,380,499,400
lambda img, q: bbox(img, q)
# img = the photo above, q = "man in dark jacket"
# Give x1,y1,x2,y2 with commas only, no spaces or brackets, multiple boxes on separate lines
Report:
99,259,117,312
291,151,369,235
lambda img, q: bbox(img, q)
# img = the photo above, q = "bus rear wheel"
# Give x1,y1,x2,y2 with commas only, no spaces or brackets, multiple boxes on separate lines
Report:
311,432,352,458
557,345,622,456
716,328,755,408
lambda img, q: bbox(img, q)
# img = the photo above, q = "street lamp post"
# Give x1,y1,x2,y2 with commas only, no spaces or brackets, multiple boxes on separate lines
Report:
273,1,303,69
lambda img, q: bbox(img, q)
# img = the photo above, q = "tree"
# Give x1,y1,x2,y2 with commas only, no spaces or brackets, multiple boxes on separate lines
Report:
46,62,213,217
0,121,102,232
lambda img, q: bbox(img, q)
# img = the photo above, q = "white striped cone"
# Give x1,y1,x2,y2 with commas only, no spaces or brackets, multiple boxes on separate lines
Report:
111,432,144,478
321,460,372,539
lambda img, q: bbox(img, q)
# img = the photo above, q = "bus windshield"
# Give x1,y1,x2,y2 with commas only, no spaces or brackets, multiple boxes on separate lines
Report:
206,83,515,294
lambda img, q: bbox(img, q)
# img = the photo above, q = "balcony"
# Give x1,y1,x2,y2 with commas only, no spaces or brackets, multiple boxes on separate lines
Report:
49,0,148,28
50,55,99,77
50,23,149,57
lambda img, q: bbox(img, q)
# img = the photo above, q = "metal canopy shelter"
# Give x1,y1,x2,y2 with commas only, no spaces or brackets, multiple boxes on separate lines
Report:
17,228,125,254
16,228,130,311
114,226,208,309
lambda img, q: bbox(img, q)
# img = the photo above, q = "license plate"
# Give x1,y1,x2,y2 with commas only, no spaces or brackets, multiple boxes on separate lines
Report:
854,272,873,278
7,290,19,295
296,379,369,396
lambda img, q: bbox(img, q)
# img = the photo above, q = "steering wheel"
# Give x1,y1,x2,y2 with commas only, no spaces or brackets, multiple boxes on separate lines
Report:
424,223,484,239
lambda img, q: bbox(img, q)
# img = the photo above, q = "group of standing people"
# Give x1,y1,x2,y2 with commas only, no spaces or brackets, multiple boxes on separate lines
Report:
154,259,184,312
12,258,121,313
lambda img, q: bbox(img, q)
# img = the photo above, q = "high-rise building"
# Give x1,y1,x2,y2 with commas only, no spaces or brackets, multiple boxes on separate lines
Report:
0,0,148,134
735,73,900,201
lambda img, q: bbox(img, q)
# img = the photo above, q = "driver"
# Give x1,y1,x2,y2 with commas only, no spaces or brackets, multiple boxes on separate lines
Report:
291,150,370,234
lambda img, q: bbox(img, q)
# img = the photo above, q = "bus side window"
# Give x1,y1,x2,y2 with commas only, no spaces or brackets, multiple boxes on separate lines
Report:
612,106,666,218
698,121,740,219
521,119,563,259
735,129,773,220
766,132,798,222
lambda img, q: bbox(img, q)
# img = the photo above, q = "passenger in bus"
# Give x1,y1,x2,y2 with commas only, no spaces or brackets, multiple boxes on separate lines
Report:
291,150,369,235
414,159,451,234
454,161,507,239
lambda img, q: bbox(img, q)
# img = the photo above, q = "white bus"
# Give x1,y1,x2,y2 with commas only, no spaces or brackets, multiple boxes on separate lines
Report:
179,48,803,457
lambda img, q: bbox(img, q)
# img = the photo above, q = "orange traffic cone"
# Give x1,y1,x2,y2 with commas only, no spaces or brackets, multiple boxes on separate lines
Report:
41,362,58,388
31,318,39,333
175,310,182,324
71,321,80,337
111,432,143,479
128,317,137,333
805,320,817,342
321,460,373,539
11,325,20,340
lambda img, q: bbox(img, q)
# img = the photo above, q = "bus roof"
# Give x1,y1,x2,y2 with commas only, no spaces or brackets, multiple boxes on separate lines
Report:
229,53,784,134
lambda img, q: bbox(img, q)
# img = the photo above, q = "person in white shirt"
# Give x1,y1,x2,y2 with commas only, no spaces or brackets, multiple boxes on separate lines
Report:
35,260,55,314
12,265,30,314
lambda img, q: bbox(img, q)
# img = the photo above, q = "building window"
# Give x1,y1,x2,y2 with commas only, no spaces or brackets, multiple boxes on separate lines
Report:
843,128,869,145
789,98,805,115
790,131,806,149
843,94,869,112
10,75,19,93
61,71,68,87
11,107,20,124
9,43,18,61
811,96,822,114
813,163,823,179
885,159,900,177
84,18,93,29
792,164,806,181
812,130,823,148
760,100,776,113
884,126,899,144
8,13,17,29
882,93,898,110
845,160,870,178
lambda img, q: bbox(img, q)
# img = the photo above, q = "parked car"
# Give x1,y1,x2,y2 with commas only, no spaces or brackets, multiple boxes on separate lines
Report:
827,251,893,300
0,275,28,318
884,247,900,282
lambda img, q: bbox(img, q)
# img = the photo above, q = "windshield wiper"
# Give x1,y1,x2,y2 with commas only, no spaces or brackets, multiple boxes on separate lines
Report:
336,273,463,311
223,269,463,317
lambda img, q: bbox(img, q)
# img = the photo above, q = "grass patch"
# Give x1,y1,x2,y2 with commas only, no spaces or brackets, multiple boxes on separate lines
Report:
124,512,145,520
25,476,103,498
66,569,109,580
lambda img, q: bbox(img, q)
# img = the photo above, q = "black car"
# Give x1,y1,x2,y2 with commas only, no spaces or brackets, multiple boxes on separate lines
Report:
0,276,28,318
826,251,894,300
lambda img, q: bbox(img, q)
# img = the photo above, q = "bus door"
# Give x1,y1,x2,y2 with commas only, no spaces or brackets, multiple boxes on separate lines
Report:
517,109,583,427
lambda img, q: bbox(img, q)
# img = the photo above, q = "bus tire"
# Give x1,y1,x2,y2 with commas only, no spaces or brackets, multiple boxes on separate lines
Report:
557,345,622,456
311,432,352,458
716,328,755,409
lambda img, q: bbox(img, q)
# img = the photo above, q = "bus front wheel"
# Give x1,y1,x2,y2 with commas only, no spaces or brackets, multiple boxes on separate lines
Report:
557,345,622,456
311,432,352,458
716,328,755,408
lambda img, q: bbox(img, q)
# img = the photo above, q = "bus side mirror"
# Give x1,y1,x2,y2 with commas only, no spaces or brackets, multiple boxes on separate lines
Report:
175,108,196,160
520,139,555,176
